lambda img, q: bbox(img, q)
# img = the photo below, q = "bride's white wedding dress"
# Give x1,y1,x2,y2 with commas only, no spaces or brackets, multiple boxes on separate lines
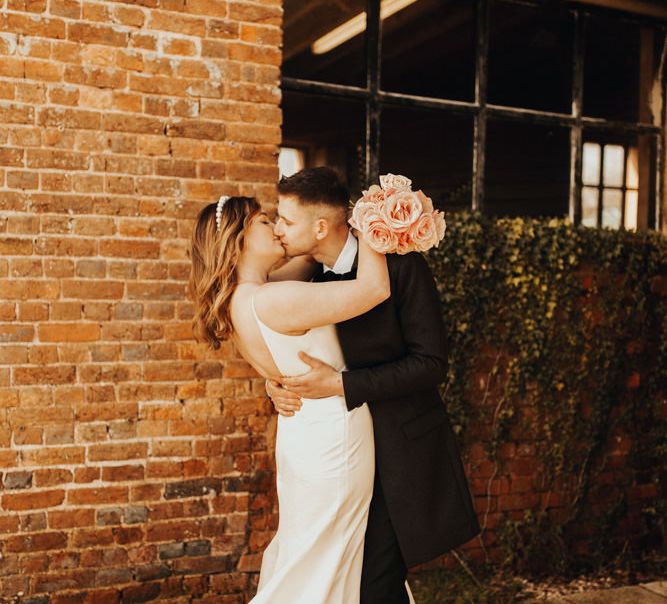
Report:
249,297,375,603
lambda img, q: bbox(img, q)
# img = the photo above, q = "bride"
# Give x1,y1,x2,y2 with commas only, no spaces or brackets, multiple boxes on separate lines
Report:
188,195,389,603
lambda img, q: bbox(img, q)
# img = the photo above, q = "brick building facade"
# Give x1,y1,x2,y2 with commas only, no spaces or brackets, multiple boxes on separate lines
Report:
0,1,280,601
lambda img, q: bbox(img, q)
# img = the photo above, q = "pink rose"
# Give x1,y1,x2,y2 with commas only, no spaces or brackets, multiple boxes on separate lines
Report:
409,212,439,252
362,184,386,204
379,173,412,191
349,200,379,231
363,216,398,254
434,211,446,240
415,190,434,213
381,191,422,233
396,231,414,255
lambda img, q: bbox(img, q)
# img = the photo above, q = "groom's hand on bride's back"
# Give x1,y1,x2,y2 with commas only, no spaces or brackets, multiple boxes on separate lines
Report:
279,352,344,399
265,379,302,417
266,353,345,416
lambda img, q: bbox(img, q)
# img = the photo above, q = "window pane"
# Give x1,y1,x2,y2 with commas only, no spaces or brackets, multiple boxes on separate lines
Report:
601,189,623,229
626,147,639,189
488,1,573,113
381,0,474,101
283,0,366,87
602,145,624,187
584,16,644,122
281,91,365,197
485,120,570,217
278,148,305,178
625,191,638,230
582,187,599,228
379,108,473,211
582,143,601,186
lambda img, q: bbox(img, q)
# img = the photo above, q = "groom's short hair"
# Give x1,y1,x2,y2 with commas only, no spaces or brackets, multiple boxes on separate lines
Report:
277,167,349,215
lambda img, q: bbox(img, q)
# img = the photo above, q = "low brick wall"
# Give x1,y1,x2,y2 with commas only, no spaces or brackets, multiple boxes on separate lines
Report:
415,266,667,574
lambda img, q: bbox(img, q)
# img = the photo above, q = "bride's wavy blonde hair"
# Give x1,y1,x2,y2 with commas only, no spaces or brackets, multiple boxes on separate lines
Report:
189,196,261,349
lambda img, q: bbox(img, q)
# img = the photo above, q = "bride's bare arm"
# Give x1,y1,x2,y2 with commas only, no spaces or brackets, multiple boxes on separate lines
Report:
254,238,389,334
268,256,318,282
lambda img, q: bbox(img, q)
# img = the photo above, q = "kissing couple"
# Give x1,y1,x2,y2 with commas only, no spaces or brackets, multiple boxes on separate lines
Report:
189,167,480,603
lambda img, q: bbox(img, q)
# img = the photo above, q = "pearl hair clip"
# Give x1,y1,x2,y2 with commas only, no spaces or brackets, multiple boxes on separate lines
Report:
215,195,230,231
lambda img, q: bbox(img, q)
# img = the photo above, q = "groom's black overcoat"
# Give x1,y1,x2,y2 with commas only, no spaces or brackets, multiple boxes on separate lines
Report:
314,251,480,568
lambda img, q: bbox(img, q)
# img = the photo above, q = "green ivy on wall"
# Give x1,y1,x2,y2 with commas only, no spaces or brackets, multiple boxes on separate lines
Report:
427,212,667,576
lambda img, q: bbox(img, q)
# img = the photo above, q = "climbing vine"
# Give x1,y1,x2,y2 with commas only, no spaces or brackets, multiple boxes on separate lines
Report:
427,212,667,576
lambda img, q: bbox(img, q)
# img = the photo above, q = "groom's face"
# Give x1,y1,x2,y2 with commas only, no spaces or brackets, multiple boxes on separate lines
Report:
275,195,319,257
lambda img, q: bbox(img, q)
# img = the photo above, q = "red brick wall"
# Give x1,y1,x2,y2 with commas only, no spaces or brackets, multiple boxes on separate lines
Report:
0,0,281,601
416,272,667,574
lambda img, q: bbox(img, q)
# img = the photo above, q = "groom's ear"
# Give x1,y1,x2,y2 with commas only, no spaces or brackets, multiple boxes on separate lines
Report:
314,218,330,241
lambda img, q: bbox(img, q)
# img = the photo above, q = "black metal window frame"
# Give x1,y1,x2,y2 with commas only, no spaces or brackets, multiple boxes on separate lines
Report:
281,0,667,229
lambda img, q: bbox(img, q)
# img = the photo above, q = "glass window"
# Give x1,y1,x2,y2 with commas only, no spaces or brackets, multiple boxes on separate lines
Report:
581,137,645,230
278,147,306,178
488,1,573,113
283,0,366,87
280,0,664,230
485,120,570,217
379,108,473,210
281,91,366,198
381,0,475,101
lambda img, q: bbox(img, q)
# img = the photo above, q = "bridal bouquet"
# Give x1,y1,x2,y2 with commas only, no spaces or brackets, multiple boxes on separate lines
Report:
349,173,446,254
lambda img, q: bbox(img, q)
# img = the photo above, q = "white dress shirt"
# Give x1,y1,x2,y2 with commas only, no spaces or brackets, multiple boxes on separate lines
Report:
323,230,358,275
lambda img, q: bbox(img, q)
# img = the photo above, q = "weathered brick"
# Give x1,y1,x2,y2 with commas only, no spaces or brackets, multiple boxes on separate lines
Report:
97,507,123,526
0,104,34,125
38,323,100,342
0,147,26,166
7,170,39,190
0,324,34,342
146,11,206,36
67,487,129,506
67,23,128,46
50,0,82,19
13,365,76,385
4,531,67,552
3,471,32,489
172,555,234,575
158,541,185,559
48,508,95,529
26,149,89,170
89,443,148,462
102,113,164,134
184,539,211,556
164,478,223,500
165,119,225,140
62,280,124,300
2,490,65,511
38,107,101,130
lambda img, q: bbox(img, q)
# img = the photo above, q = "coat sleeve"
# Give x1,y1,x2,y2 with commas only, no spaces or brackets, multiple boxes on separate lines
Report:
341,252,449,411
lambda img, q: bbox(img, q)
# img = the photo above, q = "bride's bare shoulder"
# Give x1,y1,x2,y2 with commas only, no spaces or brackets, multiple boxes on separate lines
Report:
230,283,262,315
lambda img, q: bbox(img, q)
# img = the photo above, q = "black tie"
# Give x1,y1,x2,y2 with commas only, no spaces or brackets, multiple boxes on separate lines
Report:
319,271,343,282
314,268,357,282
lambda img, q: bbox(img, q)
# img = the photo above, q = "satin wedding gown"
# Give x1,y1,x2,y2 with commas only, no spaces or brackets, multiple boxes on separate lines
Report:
249,297,375,603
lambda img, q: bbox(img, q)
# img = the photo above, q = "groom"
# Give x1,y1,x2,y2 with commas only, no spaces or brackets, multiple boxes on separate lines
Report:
267,167,480,603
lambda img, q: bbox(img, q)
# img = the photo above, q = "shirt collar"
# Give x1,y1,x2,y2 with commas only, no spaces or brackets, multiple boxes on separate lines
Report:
323,230,358,274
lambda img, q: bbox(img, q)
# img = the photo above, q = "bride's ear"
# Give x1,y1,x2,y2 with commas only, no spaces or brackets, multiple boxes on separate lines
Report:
314,218,329,241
